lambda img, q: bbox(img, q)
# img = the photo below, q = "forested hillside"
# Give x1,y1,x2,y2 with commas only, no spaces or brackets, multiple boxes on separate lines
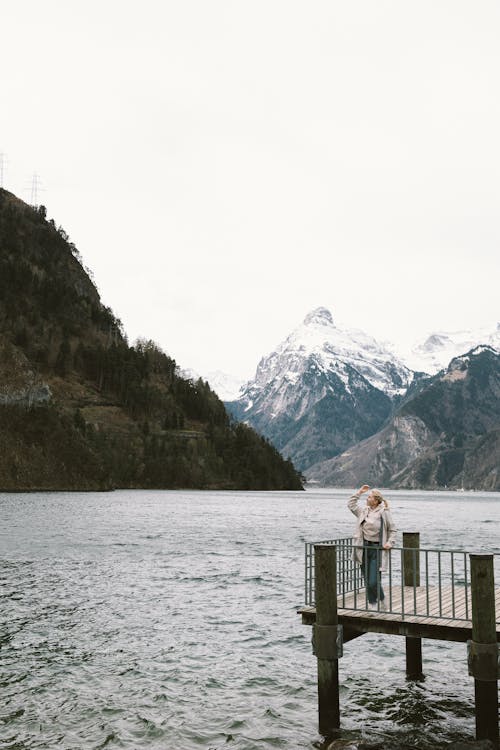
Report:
0,189,303,491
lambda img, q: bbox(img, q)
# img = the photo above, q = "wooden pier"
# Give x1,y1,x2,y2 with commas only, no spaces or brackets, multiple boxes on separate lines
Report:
299,535,500,746
300,584,500,642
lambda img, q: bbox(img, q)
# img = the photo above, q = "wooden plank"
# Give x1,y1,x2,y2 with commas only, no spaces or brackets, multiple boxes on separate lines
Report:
299,585,500,641
339,613,475,643
338,585,469,620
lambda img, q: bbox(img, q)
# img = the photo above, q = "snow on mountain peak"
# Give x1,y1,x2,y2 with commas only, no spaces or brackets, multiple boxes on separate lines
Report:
303,307,334,327
421,334,453,352
204,370,246,401
401,323,500,373
249,308,413,400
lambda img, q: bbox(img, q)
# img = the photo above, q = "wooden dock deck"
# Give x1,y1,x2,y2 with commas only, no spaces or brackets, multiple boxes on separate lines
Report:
299,584,500,643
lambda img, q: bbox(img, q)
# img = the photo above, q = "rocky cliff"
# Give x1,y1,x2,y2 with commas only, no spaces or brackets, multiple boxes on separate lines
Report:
306,346,500,490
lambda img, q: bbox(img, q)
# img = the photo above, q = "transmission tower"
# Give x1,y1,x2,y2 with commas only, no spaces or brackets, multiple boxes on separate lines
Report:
30,173,42,206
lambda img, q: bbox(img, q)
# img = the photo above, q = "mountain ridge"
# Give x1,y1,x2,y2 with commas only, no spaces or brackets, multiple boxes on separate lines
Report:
306,345,500,490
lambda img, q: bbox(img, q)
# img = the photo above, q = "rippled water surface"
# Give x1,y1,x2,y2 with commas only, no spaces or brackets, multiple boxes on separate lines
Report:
1,488,499,749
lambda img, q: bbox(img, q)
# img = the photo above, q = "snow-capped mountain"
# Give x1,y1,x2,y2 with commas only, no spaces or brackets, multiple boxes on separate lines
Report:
203,370,246,402
226,307,416,470
177,366,245,402
400,323,500,374
250,307,414,399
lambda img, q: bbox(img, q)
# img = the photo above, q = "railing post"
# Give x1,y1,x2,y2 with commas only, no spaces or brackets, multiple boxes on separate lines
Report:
469,554,499,746
403,532,424,680
314,544,341,738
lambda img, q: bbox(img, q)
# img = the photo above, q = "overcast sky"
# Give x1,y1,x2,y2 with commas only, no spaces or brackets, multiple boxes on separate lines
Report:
2,1,499,379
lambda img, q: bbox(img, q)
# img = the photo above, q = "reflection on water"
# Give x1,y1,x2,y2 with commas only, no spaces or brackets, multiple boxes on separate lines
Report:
0,488,498,749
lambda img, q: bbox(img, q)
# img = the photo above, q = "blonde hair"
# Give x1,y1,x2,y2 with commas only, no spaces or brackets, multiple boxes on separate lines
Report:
371,489,389,509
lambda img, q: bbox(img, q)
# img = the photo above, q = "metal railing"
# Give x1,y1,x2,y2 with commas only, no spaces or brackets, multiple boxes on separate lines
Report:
305,539,500,624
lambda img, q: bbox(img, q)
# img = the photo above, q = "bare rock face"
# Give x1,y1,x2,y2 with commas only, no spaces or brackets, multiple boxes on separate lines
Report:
306,347,500,490
0,340,51,407
372,415,433,482
306,414,433,487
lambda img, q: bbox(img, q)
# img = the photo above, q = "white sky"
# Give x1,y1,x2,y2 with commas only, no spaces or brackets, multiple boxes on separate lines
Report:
1,1,499,379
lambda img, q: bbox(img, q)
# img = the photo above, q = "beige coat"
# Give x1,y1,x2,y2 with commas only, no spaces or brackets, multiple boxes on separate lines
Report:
348,491,397,572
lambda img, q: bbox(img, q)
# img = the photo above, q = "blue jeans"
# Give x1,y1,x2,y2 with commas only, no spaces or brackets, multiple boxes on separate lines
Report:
362,541,385,604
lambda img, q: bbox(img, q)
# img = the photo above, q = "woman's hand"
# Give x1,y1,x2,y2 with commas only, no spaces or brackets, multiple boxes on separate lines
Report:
383,543,392,550
359,484,370,494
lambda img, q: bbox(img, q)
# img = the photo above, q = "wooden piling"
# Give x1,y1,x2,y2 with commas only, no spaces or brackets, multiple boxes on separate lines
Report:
470,554,499,746
403,532,424,680
314,544,340,738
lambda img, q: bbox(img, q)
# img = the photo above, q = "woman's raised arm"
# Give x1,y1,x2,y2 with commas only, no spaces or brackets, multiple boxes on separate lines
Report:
347,484,369,517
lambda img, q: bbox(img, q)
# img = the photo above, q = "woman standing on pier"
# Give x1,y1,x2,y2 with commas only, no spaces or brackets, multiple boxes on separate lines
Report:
348,484,397,610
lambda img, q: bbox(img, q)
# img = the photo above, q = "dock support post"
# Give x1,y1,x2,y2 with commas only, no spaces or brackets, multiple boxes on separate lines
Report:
469,554,499,747
403,532,424,681
314,544,340,738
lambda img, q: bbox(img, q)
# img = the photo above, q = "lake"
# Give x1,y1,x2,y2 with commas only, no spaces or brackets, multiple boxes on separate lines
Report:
1,488,499,749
